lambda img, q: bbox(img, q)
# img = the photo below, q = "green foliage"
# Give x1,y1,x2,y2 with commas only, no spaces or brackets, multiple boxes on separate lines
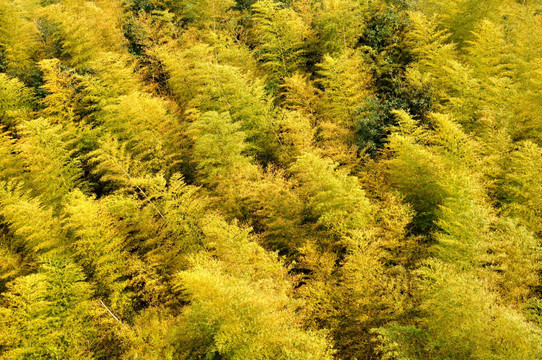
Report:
63,190,136,317
360,1,413,82
314,50,373,165
16,117,84,207
404,11,471,121
174,0,236,30
124,215,336,359
0,0,541,359
189,111,261,218
0,131,22,182
172,215,334,359
99,91,184,173
190,112,257,185
39,58,81,122
376,260,542,360
415,0,503,46
0,181,64,256
418,260,542,359
0,255,115,360
316,51,372,126
501,141,542,235
351,2,434,153
38,0,128,68
155,41,278,162
312,0,368,55
0,0,42,84
0,74,34,129
250,0,311,84
247,166,305,254
175,259,334,359
290,152,372,239
336,234,410,358
373,324,427,360
385,110,446,232
87,135,150,191
273,109,315,164
297,203,412,359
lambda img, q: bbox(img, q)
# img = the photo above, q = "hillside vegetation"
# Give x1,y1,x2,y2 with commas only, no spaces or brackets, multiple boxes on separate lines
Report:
1,0,542,359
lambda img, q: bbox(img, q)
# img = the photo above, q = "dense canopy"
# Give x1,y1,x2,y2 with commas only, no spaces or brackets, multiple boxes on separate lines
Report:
1,0,542,359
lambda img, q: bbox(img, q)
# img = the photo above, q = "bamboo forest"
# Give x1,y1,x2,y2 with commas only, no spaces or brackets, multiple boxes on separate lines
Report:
0,0,542,359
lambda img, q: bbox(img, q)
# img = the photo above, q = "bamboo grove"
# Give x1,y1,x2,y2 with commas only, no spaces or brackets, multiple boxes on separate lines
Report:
0,0,542,359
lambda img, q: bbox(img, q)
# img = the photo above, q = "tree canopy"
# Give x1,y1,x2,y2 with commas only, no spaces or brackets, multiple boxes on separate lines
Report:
1,0,542,359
